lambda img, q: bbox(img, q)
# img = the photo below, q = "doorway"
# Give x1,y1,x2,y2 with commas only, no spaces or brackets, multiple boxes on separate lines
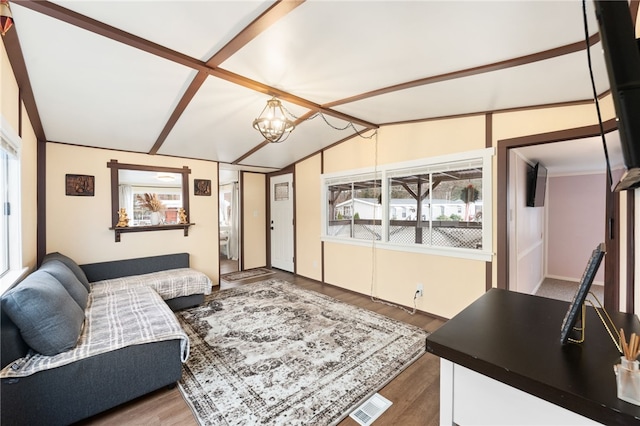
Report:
219,169,240,274
497,120,625,311
269,173,294,272
509,142,606,304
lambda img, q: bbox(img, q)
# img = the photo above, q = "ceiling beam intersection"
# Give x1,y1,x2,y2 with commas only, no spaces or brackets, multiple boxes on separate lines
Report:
149,0,306,155
12,0,377,140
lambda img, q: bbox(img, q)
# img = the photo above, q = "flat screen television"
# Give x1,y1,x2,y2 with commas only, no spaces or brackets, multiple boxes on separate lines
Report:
526,162,547,207
594,1,640,191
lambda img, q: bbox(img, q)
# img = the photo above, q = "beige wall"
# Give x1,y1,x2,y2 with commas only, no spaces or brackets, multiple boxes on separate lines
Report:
492,101,614,142
1,41,19,129
45,143,220,282
295,154,322,281
1,41,38,272
323,116,485,174
296,101,625,319
242,172,266,269
318,116,487,318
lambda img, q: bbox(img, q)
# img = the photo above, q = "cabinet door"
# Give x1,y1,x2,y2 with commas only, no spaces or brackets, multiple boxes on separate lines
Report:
442,361,601,425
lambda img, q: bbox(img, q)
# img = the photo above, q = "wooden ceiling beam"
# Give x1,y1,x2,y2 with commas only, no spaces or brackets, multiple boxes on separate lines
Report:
150,1,308,155
13,0,377,148
12,0,208,72
207,1,305,68
324,34,601,108
149,1,305,155
211,67,378,129
148,71,208,155
1,22,45,140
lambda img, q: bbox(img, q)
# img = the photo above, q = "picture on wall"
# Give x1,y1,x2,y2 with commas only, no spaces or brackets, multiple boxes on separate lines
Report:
194,179,212,196
65,174,95,196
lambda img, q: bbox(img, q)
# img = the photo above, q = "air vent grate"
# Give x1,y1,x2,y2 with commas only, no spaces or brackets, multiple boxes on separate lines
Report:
349,393,392,426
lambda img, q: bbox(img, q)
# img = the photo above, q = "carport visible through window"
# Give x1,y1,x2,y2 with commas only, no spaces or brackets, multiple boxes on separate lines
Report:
322,148,493,261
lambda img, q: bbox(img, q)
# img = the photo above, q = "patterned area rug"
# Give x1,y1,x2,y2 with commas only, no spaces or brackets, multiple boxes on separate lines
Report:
176,279,428,425
220,268,275,282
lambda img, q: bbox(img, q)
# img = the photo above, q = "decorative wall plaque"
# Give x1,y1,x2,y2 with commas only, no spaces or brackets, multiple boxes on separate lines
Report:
65,174,95,196
194,179,212,196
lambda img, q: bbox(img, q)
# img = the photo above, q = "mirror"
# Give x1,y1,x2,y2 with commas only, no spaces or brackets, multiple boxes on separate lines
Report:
108,160,191,228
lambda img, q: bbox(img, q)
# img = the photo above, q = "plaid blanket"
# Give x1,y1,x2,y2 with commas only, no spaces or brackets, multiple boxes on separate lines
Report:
91,268,212,300
1,286,189,378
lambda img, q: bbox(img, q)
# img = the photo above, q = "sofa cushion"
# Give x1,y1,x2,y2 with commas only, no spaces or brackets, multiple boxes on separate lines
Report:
1,270,85,356
40,260,89,310
42,252,90,291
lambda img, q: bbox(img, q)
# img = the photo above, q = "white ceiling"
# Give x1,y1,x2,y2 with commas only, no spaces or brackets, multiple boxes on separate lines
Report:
513,130,622,176
5,0,624,172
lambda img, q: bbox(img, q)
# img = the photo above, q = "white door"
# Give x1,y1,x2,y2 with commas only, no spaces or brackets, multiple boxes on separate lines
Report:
270,174,294,272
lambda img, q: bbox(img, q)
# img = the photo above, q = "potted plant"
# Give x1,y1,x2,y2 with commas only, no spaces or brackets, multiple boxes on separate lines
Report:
135,193,165,225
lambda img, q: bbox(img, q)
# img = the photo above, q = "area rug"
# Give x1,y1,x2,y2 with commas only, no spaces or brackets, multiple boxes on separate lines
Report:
220,268,275,283
176,279,428,425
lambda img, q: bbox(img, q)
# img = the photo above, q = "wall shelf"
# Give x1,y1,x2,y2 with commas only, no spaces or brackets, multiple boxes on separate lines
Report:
109,223,195,242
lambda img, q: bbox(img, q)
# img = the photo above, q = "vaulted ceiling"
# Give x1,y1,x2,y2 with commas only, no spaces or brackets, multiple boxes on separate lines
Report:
3,1,636,172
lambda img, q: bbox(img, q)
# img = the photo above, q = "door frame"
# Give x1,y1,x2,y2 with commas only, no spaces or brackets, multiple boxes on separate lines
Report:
496,118,632,312
218,167,241,275
267,167,296,273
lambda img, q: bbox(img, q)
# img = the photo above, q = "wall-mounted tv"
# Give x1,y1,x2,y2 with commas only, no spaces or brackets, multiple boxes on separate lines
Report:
594,1,640,191
526,162,547,207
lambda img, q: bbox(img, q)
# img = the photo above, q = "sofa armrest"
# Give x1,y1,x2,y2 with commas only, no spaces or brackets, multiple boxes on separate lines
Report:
80,253,190,282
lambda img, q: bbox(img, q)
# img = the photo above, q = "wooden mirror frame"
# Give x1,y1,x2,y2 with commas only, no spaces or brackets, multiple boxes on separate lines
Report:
107,160,192,241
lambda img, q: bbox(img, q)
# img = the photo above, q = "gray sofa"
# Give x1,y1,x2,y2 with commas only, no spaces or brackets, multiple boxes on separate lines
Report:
0,252,210,426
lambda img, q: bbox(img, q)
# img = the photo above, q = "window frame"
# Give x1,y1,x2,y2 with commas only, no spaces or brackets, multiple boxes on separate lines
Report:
0,115,26,294
321,148,494,261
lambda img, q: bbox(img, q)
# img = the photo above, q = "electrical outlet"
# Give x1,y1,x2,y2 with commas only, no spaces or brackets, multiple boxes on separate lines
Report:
416,283,423,298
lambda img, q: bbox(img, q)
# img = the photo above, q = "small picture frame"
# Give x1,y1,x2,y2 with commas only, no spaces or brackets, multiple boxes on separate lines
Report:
66,174,95,196
559,242,606,345
194,179,212,196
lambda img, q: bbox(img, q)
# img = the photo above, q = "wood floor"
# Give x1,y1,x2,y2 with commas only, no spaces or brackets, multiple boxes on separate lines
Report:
79,263,446,426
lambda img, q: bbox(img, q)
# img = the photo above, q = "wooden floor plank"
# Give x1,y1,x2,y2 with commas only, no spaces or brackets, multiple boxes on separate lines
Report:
80,263,445,425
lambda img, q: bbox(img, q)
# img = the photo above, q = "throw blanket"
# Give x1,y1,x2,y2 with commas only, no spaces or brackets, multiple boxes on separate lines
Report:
91,268,212,300
1,286,189,378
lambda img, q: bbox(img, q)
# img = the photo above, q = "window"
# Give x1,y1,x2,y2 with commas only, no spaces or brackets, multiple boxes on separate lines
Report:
322,148,493,261
327,177,381,241
1,116,23,292
131,188,182,225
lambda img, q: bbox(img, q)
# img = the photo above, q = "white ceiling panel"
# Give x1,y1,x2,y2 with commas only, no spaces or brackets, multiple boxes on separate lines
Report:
12,4,194,152
158,77,311,163
513,131,621,176
52,0,275,61
333,46,610,124
221,0,599,104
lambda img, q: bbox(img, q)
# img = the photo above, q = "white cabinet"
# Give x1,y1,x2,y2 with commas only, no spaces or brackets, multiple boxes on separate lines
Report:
440,360,601,426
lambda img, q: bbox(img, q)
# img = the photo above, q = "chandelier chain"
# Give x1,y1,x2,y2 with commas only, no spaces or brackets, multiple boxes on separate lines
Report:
280,103,376,139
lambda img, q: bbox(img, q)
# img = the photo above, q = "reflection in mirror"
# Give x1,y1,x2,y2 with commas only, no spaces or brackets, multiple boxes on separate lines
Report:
107,160,191,229
119,170,183,226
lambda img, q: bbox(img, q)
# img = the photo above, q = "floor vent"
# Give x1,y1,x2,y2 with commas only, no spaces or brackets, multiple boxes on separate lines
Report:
349,393,393,426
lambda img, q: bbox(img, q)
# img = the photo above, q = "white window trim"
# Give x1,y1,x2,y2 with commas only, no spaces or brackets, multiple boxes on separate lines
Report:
0,115,25,295
321,148,494,261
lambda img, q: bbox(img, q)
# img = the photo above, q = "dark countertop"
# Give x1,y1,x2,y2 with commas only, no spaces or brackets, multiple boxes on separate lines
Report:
426,288,640,426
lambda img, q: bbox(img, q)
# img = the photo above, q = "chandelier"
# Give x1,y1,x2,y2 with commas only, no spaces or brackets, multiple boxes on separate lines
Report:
252,96,295,143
